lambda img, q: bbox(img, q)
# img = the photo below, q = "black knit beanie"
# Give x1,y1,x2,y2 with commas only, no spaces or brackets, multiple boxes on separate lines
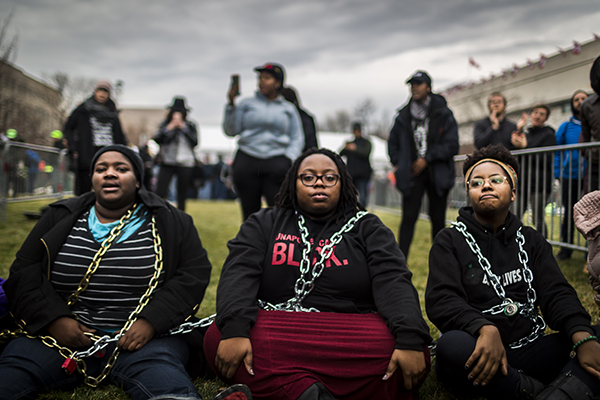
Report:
90,145,144,185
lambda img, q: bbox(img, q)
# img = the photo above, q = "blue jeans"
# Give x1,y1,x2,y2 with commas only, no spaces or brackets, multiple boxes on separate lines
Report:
352,177,370,208
0,335,201,400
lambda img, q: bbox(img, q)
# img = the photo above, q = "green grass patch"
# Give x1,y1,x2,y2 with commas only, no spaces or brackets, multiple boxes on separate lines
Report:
0,199,594,400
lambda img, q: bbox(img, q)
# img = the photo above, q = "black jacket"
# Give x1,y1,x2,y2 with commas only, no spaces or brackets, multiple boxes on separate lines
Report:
521,125,556,192
426,207,593,346
63,97,127,170
340,136,372,180
388,93,459,197
298,108,319,152
4,188,211,336
215,207,432,351
473,117,518,150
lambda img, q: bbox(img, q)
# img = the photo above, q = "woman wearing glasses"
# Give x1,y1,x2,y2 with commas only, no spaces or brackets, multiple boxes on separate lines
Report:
426,144,600,399
204,148,432,399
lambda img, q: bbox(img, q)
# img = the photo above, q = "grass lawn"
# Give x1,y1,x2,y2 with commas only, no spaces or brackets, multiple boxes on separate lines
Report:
0,199,596,399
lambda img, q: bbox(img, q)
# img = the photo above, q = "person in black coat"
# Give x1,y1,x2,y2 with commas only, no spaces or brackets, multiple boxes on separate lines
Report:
0,145,215,400
281,86,319,152
340,121,372,206
387,70,459,259
63,80,127,195
427,144,600,400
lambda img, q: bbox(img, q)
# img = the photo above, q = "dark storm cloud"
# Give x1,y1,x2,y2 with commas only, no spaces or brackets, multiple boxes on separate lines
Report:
1,0,599,125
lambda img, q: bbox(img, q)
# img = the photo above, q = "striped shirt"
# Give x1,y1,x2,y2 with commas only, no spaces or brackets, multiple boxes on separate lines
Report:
50,209,163,332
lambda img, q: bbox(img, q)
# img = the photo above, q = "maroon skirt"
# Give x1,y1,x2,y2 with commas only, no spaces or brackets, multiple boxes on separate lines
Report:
204,310,430,400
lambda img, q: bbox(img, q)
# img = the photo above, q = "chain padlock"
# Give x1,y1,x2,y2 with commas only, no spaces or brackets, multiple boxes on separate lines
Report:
61,358,77,374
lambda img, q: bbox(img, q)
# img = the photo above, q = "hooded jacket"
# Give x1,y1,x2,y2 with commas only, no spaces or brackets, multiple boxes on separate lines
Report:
63,96,127,170
215,206,432,351
3,188,211,336
388,93,459,197
426,207,593,346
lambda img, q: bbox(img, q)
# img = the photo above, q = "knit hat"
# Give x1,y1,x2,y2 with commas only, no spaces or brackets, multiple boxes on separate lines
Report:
574,190,600,237
90,145,144,185
95,80,113,93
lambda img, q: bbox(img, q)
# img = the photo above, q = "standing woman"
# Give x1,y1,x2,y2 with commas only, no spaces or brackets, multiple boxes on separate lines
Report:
154,97,198,211
224,63,304,220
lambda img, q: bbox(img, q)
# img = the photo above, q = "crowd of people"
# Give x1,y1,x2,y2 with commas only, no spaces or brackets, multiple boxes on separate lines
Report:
0,56,600,400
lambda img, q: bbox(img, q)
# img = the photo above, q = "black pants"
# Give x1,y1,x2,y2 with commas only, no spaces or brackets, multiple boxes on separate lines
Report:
232,151,291,220
155,164,193,211
398,168,448,258
435,328,600,399
559,178,582,255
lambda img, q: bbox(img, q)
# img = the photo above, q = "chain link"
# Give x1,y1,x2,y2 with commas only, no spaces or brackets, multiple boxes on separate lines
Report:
67,204,139,306
259,211,368,312
452,222,546,349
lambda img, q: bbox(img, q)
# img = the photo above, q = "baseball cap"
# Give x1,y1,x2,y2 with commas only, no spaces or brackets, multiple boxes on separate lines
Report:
254,63,285,84
406,71,432,87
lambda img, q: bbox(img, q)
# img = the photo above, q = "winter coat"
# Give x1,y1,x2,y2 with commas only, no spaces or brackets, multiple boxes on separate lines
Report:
215,206,432,351
223,91,304,161
388,93,459,197
340,136,372,180
63,97,127,170
426,207,593,346
3,188,211,337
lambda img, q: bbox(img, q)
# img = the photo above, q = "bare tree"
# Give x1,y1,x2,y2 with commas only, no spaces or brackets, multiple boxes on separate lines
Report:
353,97,377,134
42,72,98,122
323,109,351,133
0,9,18,63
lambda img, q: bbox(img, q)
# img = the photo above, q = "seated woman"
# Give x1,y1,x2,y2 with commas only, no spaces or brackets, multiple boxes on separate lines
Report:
0,145,218,399
204,148,432,400
426,144,600,400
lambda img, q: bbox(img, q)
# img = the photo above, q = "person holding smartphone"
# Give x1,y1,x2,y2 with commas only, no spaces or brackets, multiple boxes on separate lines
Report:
223,63,304,220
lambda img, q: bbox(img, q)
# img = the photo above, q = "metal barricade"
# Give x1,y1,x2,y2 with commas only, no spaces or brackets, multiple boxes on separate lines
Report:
371,142,600,252
0,142,74,221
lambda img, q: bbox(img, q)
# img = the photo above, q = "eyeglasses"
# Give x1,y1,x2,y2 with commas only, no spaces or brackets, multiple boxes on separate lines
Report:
298,174,340,187
468,176,509,189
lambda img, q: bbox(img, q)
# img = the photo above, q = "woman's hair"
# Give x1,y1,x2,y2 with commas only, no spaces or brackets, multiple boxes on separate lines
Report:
571,89,588,119
275,148,363,214
166,109,188,123
463,144,520,182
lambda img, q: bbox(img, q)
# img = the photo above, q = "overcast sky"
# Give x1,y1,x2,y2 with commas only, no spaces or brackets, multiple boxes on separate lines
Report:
2,0,599,131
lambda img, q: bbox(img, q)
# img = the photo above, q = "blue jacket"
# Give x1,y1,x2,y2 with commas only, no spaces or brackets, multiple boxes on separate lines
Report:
223,91,304,161
554,117,586,179
387,94,459,197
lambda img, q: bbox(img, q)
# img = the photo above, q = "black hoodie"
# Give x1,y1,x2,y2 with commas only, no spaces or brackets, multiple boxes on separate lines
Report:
215,206,432,351
426,207,592,346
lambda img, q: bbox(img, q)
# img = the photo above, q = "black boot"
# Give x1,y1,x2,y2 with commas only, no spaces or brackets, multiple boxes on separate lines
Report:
515,372,546,400
296,382,336,400
535,371,595,399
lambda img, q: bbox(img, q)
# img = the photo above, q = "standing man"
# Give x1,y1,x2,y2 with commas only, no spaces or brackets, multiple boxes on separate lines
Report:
515,104,556,237
473,92,524,150
340,122,372,206
388,71,459,258
64,80,127,195
581,55,600,193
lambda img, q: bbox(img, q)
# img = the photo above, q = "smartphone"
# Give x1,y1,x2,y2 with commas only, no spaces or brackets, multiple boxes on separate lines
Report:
230,74,240,95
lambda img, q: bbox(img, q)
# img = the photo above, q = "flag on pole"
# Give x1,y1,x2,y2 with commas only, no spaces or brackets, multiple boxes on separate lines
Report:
573,41,581,55
538,54,546,68
468,57,481,69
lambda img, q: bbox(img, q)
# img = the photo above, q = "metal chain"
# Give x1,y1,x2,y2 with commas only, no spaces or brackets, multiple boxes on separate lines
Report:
259,211,368,312
452,222,545,349
67,204,140,306
0,208,167,387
